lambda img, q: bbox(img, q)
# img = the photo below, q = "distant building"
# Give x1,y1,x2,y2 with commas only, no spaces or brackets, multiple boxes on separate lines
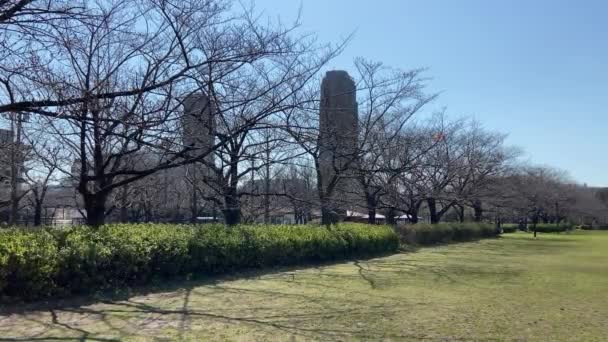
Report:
181,92,218,218
0,129,11,145
0,129,29,209
182,92,216,175
0,129,13,187
182,93,215,158
36,185,86,226
318,71,360,216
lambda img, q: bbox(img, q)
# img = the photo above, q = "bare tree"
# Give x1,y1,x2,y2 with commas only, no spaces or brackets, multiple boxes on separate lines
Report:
1,0,90,113
501,166,572,236
21,125,66,226
448,120,520,222
284,59,433,225
379,125,435,224
0,112,32,224
8,0,341,226
196,83,326,226
412,113,468,224
354,59,435,224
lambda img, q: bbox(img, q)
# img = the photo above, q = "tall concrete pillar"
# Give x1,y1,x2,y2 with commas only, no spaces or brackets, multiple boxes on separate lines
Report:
182,93,215,153
182,93,216,220
318,70,359,217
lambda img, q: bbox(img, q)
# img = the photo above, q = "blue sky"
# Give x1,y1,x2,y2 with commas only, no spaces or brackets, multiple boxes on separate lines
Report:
255,0,607,186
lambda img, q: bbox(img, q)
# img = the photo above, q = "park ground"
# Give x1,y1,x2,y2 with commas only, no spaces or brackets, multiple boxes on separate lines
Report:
1,231,608,341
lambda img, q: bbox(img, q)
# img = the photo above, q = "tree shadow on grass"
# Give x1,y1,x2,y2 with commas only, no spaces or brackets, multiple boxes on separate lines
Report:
0,250,396,313
2,236,561,341
0,278,459,341
0,248,515,340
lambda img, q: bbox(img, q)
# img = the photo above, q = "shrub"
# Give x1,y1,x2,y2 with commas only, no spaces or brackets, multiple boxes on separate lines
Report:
501,224,518,233
578,225,608,231
497,223,573,234
0,229,60,299
530,223,574,233
396,222,499,246
0,223,398,301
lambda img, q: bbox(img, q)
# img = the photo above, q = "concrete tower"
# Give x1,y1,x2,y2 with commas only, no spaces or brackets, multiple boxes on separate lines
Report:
182,93,215,153
318,70,359,216
182,93,216,219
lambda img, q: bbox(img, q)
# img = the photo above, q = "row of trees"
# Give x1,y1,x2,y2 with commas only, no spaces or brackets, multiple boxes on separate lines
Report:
1,0,606,227
1,0,344,226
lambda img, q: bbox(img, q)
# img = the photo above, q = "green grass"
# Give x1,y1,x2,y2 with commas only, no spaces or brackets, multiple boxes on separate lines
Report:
2,231,608,341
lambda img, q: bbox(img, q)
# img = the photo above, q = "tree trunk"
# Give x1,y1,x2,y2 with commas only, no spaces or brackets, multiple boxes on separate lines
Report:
190,186,198,223
119,185,129,223
223,186,241,226
85,193,108,227
9,195,19,225
34,202,42,226
386,207,397,225
224,207,240,226
320,195,338,226
473,200,483,222
321,208,330,226
223,153,242,226
367,209,376,224
427,198,438,224
532,210,539,238
457,205,465,223
407,201,421,224
366,194,377,224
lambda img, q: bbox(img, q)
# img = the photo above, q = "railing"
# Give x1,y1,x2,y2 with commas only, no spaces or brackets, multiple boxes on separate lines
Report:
13,218,86,227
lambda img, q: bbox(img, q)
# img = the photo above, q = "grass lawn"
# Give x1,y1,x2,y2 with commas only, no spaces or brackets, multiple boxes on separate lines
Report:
1,231,608,341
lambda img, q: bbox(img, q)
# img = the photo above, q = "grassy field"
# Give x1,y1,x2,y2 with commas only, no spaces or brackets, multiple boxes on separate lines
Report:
1,231,607,341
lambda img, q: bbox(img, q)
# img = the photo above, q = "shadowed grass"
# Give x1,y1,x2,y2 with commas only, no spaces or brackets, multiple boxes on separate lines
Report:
1,231,607,341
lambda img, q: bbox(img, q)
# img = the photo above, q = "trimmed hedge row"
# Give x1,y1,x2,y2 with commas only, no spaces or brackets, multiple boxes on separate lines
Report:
578,225,608,231
0,223,399,301
501,224,518,233
500,223,574,233
396,223,499,246
530,223,574,233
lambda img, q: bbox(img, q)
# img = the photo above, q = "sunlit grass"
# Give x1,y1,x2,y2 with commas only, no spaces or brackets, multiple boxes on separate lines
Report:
1,231,607,341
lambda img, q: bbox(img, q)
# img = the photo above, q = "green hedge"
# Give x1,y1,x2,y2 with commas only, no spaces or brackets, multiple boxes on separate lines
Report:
578,225,608,231
499,223,574,233
0,223,398,301
530,223,574,233
501,224,518,233
396,222,499,246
